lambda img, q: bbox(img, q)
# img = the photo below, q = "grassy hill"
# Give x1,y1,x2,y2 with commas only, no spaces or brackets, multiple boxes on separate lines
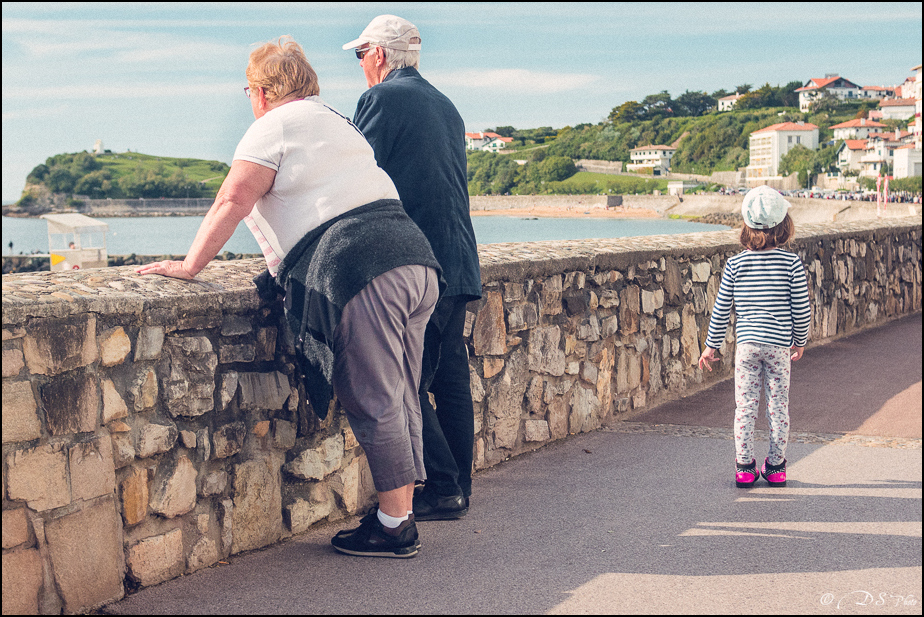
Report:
18,151,230,207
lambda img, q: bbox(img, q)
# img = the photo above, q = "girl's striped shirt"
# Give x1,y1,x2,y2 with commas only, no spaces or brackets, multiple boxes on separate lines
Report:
705,248,811,350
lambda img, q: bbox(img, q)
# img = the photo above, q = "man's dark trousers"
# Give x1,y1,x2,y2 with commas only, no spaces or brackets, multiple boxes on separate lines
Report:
419,297,474,499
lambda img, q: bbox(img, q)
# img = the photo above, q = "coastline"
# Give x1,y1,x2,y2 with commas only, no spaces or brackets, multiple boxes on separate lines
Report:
469,205,662,219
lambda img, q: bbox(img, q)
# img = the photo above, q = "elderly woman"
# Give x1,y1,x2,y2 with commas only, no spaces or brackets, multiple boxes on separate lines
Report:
137,37,441,559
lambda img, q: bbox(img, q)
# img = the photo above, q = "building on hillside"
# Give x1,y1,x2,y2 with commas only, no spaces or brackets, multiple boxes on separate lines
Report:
858,85,896,100
466,131,501,150
795,75,861,112
482,136,513,153
835,139,868,174
626,145,676,176
893,144,922,178
858,131,906,177
718,93,744,111
745,121,819,183
912,64,922,149
828,118,887,140
878,98,916,121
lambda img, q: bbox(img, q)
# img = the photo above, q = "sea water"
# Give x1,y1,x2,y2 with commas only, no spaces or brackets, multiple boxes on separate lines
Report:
2,215,727,256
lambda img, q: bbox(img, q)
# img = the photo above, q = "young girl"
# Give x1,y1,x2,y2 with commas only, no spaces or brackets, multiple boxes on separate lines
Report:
699,186,811,488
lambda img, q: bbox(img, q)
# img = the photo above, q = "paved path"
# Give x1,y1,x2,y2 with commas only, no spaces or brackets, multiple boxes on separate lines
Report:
103,315,922,615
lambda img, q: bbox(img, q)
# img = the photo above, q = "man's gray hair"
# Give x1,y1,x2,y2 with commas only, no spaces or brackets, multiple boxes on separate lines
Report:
383,47,419,71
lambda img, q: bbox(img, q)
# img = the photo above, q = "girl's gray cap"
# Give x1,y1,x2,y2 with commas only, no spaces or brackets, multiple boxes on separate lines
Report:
742,185,791,229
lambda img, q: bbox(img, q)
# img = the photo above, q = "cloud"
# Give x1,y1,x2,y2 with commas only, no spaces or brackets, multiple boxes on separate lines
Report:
428,69,598,94
3,82,240,101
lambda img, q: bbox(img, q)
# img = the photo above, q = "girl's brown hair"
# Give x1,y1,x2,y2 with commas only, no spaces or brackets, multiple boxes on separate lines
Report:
740,213,794,251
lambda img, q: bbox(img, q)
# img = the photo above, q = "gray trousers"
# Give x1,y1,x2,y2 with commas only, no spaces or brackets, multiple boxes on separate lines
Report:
332,265,439,492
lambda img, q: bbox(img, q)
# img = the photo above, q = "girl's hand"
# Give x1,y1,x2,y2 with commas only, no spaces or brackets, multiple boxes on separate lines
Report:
699,347,718,371
791,345,804,362
135,260,195,280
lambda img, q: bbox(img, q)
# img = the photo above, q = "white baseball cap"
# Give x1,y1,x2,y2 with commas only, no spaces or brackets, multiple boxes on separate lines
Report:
342,15,422,51
742,186,791,229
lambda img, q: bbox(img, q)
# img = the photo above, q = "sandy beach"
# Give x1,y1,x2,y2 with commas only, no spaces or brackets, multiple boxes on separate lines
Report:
469,205,662,219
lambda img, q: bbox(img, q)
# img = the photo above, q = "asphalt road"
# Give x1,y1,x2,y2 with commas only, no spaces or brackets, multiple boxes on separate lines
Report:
103,315,922,615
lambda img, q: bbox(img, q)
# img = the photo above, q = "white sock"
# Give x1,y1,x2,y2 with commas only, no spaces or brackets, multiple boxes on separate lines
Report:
377,509,409,529
407,510,414,517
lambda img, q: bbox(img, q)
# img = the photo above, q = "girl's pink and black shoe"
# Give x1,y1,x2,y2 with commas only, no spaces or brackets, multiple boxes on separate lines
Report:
735,459,759,488
761,458,787,487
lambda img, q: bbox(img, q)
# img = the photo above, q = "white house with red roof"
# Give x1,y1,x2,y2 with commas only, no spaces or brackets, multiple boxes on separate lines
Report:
836,139,869,173
465,131,513,152
626,145,676,175
745,121,819,182
878,98,916,121
795,75,861,112
828,118,887,140
718,93,744,112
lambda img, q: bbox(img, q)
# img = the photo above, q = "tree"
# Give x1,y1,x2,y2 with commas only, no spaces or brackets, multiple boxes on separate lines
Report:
609,100,645,124
641,91,675,119
675,90,717,117
735,83,752,94
537,156,577,182
493,126,516,137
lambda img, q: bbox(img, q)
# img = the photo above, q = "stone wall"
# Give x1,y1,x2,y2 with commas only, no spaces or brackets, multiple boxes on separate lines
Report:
2,217,921,613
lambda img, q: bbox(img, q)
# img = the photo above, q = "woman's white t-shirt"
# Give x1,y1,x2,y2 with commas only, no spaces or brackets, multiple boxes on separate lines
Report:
232,96,399,275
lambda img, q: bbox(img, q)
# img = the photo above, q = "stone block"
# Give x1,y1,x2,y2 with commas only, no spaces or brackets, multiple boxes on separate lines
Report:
121,465,149,526
134,326,165,361
680,304,700,367
483,357,505,379
539,275,563,316
2,347,24,377
187,536,219,572
162,335,217,418
7,442,70,511
238,371,291,411
21,314,97,376
69,436,116,502
99,326,131,367
138,422,178,458
149,455,197,518
619,285,640,334
2,548,43,615
330,456,363,513
45,498,124,613
527,326,566,376
524,419,550,442
284,433,344,480
2,379,41,443
126,528,184,587
569,386,599,434
232,456,282,553
101,378,128,424
286,484,334,533
220,342,255,364
273,419,297,450
212,422,246,459
641,289,664,314
473,291,507,356
2,508,32,550
221,314,252,336
41,371,98,435
691,261,711,282
131,367,158,412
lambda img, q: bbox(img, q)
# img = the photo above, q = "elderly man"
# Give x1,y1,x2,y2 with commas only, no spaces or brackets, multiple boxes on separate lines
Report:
343,15,482,520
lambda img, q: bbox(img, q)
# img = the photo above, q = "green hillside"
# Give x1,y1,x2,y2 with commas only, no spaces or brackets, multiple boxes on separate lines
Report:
19,151,230,203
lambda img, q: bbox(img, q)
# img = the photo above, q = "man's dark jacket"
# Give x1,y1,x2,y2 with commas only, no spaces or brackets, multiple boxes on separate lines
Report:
353,67,481,301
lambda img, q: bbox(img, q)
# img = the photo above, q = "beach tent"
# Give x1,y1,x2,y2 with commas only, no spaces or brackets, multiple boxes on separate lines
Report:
41,213,109,271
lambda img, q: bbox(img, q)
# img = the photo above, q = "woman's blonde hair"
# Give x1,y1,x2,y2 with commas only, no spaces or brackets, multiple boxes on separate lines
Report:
740,213,795,251
247,36,319,103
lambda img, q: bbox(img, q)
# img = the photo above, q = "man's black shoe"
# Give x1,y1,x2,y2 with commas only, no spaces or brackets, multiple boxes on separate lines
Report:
413,491,468,521
331,510,419,558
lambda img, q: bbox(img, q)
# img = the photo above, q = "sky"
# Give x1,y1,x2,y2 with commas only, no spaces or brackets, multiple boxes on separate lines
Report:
2,2,922,203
